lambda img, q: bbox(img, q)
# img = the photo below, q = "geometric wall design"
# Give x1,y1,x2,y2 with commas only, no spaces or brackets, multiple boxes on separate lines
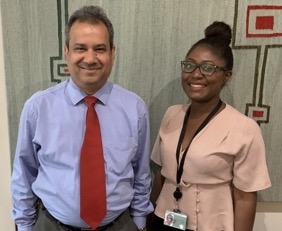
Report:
1,0,282,202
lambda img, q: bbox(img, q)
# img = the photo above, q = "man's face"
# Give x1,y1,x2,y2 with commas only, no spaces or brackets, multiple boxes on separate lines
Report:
64,21,115,95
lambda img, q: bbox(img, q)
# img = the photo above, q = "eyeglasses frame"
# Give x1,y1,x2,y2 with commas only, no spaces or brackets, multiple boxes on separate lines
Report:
181,61,229,76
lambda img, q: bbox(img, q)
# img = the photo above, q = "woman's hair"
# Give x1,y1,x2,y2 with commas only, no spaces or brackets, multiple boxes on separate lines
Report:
166,213,173,219
186,21,233,70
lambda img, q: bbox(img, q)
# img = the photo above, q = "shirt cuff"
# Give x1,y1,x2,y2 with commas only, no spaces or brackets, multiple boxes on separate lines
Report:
17,226,33,231
132,216,146,229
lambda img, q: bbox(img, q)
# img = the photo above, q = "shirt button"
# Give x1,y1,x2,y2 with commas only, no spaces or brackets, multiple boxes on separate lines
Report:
196,209,200,213
196,199,200,203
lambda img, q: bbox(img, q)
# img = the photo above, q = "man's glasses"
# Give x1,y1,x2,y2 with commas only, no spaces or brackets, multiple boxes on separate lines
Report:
181,61,229,76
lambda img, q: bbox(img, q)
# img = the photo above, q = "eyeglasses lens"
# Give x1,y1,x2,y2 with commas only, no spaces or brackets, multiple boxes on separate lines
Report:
182,62,215,76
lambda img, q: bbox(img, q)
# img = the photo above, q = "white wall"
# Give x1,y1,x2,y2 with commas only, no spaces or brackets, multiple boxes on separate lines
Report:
0,6,15,231
254,203,282,230
254,212,282,230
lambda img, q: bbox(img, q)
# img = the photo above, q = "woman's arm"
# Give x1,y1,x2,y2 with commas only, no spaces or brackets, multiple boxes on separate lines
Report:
233,186,257,231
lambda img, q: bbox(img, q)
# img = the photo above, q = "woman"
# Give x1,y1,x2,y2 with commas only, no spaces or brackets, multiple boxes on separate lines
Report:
150,21,271,231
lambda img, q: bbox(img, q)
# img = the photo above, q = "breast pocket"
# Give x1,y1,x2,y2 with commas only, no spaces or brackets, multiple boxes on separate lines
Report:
103,137,137,175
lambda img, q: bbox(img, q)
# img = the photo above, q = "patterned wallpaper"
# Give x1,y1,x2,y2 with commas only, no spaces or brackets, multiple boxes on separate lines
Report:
1,0,282,201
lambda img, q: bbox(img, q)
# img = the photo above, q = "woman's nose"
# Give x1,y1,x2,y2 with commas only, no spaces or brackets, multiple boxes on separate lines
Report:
191,66,204,78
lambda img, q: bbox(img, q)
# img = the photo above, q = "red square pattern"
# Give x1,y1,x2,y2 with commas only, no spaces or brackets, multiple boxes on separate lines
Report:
253,110,264,118
256,16,274,30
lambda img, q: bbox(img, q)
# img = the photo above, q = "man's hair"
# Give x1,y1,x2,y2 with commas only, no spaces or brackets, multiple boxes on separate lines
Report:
65,5,114,49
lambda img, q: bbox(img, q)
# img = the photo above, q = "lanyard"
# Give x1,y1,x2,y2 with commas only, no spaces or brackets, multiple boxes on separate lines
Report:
173,100,223,201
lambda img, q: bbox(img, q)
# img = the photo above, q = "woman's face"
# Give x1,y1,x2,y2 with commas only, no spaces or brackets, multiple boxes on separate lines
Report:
181,45,231,104
166,215,173,224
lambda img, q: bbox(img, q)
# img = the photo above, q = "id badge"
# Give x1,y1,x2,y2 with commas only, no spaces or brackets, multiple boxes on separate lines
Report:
164,210,188,230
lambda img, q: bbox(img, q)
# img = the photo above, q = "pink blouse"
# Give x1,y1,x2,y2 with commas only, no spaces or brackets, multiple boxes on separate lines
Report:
151,104,271,231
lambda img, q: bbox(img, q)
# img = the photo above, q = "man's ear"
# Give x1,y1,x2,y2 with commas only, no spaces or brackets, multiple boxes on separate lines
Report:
63,44,68,61
111,45,116,63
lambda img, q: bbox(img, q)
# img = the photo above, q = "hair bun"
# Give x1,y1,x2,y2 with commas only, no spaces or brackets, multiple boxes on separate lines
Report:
204,21,232,45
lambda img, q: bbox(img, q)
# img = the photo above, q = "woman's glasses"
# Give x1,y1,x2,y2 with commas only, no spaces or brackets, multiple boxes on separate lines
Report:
181,61,229,76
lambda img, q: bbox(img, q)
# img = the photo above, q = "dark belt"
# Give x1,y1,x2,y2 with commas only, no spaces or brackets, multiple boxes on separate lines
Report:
42,206,124,231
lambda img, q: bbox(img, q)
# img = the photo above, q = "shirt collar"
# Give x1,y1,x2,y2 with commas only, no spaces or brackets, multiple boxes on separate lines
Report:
67,78,113,106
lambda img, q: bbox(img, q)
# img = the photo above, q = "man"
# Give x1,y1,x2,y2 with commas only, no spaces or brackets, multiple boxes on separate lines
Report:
11,5,152,231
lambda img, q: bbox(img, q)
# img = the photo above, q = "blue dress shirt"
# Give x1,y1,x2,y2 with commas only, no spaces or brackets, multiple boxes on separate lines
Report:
11,79,153,231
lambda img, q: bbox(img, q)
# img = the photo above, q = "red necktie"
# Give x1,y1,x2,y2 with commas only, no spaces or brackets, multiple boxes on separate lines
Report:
80,96,106,229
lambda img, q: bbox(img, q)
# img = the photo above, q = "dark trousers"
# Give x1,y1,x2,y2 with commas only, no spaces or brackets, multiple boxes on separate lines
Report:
151,214,193,231
32,204,139,231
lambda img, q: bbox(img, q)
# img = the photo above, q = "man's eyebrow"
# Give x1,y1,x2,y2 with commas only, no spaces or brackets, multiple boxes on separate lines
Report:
73,43,86,47
73,43,107,47
95,44,107,47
